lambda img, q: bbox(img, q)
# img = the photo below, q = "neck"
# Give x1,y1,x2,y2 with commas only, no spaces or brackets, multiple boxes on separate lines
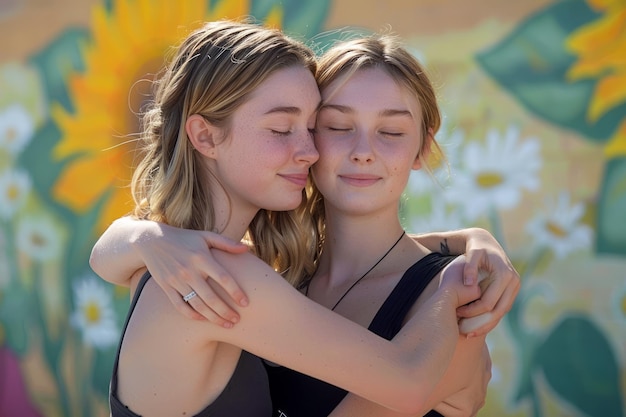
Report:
316,209,406,287
209,186,259,243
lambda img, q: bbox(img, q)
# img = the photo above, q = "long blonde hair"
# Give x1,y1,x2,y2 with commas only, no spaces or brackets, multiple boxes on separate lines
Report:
305,34,444,277
131,20,318,285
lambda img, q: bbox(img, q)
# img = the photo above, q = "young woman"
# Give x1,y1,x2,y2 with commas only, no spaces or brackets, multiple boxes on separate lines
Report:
105,20,486,417
268,34,503,417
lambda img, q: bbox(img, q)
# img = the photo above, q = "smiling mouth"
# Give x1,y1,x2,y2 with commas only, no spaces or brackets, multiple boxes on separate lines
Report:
280,174,309,187
339,175,380,187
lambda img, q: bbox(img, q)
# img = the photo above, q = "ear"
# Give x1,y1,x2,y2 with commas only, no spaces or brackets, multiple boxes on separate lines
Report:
186,114,220,158
412,127,434,170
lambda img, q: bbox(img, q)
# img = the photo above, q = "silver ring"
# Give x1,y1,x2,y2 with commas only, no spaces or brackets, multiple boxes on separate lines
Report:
183,291,197,302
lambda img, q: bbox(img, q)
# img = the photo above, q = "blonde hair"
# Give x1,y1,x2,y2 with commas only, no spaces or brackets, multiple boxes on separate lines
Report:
131,20,317,285
306,34,444,275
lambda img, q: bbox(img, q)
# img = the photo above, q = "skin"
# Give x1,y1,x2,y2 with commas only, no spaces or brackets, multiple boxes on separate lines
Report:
314,67,489,417
112,65,481,417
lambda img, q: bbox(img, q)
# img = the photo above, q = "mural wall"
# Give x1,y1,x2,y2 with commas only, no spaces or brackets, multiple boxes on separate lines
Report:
0,0,624,416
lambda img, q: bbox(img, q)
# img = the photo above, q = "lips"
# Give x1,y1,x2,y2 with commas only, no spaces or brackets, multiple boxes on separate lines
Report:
280,173,309,187
339,174,381,187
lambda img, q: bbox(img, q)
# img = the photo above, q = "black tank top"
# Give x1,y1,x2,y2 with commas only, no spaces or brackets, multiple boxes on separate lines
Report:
109,271,272,417
265,252,455,417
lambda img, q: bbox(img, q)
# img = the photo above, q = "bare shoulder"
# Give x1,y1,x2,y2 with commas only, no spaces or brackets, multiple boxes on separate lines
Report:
209,248,289,288
403,254,467,324
440,254,467,281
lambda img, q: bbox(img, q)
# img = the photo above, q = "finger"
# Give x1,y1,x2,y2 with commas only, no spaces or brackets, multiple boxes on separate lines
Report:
460,272,519,318
164,288,205,321
462,250,485,286
458,312,494,335
461,284,518,336
207,268,249,308
198,251,249,308
191,278,241,325
457,272,507,317
186,296,233,328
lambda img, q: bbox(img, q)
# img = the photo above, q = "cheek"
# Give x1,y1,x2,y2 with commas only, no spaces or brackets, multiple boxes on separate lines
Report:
314,136,341,163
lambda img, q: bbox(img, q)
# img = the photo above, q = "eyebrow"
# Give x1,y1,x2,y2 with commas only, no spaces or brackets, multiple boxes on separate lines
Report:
321,104,412,118
263,106,303,115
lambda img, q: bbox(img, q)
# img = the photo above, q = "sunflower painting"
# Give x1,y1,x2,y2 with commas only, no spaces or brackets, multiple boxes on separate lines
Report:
0,0,624,416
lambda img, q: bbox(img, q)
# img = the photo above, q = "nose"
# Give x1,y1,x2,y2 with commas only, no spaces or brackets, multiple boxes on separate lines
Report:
294,130,319,166
350,131,374,163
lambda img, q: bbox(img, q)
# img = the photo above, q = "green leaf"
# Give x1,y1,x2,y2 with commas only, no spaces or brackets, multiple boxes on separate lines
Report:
476,0,625,142
596,157,626,255
248,0,331,38
536,315,624,417
92,346,117,396
17,119,65,198
0,291,29,355
28,27,90,113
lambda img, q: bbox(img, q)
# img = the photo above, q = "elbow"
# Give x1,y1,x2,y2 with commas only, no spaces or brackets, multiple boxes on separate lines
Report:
89,244,107,281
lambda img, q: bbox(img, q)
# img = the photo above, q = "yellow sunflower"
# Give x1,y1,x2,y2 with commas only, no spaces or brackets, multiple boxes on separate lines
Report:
565,0,626,158
52,0,282,233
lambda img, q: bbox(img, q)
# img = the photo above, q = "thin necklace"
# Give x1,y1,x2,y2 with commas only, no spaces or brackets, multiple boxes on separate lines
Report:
306,230,406,311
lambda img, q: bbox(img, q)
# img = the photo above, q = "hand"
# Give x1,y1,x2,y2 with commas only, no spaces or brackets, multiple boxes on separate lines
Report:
438,258,482,309
130,222,249,325
433,343,492,417
457,229,520,336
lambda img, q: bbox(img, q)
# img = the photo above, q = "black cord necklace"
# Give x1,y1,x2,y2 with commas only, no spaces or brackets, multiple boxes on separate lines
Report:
306,230,406,311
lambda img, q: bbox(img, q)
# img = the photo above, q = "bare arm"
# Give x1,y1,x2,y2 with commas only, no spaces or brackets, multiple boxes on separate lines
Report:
412,228,520,336
327,257,491,417
90,217,249,325
91,222,519,335
190,249,482,414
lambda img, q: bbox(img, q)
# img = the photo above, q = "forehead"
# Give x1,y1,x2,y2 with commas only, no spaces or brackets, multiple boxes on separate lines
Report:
321,67,420,115
245,66,320,114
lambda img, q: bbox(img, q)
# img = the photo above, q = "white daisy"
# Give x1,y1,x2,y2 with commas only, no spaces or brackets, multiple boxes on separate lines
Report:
445,126,541,221
70,276,119,350
16,215,61,261
525,192,593,259
0,104,34,156
408,127,464,195
0,168,32,220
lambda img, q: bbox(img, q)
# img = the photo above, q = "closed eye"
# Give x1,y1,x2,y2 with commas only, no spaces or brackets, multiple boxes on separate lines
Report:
380,131,404,137
271,129,292,136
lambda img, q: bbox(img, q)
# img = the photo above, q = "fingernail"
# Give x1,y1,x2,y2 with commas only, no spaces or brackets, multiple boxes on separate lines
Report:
223,322,233,329
240,297,249,307
230,316,239,324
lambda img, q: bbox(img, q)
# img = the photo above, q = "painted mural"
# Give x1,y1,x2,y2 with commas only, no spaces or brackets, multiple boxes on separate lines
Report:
0,0,624,416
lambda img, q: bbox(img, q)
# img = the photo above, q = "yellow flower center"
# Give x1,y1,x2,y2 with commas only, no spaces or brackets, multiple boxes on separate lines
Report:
620,294,626,317
476,172,503,188
83,302,101,324
7,184,19,201
4,127,16,143
546,221,568,238
30,232,47,248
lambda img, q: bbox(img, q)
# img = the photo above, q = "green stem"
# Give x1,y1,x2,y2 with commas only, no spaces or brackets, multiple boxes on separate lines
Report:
488,206,507,252
1,221,19,291
32,263,72,417
487,208,547,416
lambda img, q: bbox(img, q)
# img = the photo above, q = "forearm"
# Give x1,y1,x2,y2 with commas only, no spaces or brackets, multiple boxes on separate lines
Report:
328,304,483,417
322,290,462,417
89,216,153,286
411,228,490,256
426,336,488,413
